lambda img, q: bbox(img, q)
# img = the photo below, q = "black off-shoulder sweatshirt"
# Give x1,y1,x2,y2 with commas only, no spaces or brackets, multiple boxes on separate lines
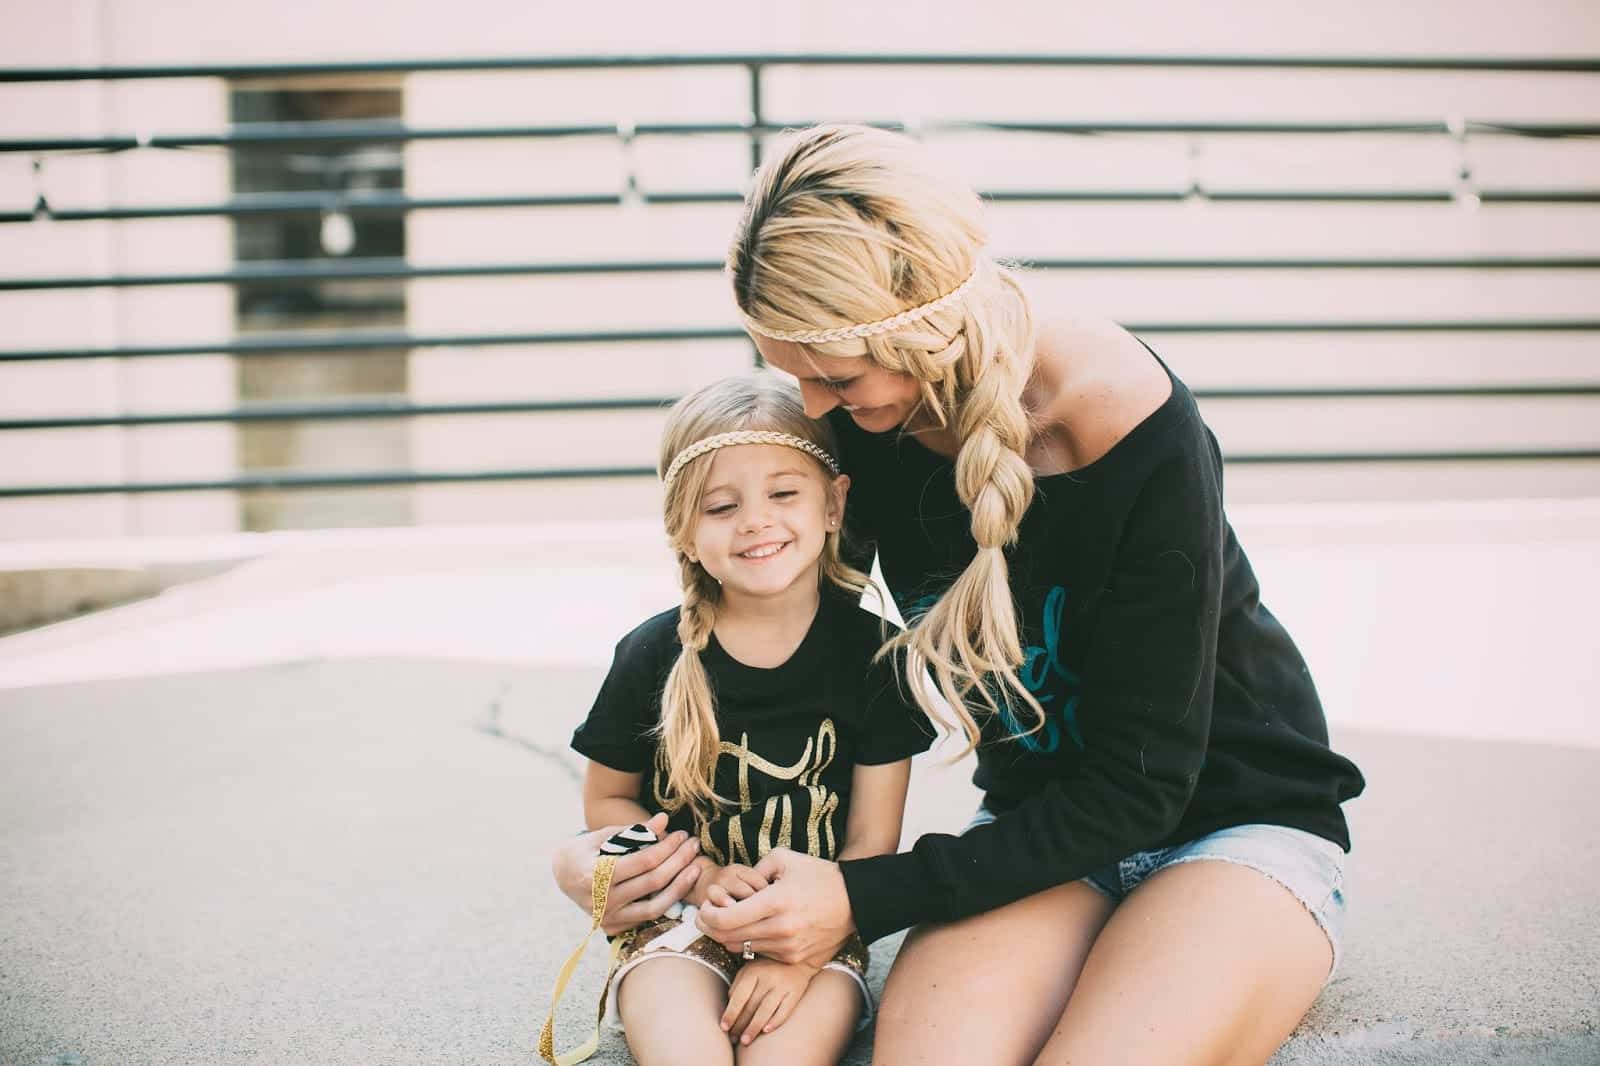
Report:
831,354,1366,944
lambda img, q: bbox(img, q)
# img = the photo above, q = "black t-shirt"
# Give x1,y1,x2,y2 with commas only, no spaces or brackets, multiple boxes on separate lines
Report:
830,351,1367,943
571,587,935,865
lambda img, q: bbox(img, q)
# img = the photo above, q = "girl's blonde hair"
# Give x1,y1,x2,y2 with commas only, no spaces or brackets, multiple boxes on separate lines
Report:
729,123,1041,757
655,371,870,820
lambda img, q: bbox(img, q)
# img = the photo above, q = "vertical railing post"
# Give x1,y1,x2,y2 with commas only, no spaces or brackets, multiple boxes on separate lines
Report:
746,61,765,366
747,61,764,173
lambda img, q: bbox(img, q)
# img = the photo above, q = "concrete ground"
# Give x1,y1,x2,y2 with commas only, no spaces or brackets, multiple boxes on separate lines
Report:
1,658,1596,1066
2,501,1598,1065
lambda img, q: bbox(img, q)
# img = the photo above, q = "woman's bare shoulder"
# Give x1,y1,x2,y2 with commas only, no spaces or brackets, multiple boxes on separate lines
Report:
1027,315,1173,473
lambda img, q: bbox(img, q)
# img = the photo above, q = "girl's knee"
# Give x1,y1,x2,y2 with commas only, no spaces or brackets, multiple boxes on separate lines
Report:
617,958,735,1066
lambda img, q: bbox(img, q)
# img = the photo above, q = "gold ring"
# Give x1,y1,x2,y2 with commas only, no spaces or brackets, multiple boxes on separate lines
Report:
742,940,755,960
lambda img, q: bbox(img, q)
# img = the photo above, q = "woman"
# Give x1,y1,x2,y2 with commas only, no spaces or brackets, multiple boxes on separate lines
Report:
558,124,1364,1066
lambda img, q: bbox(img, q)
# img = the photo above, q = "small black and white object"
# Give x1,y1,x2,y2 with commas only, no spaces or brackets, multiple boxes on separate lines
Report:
601,823,684,920
600,823,660,857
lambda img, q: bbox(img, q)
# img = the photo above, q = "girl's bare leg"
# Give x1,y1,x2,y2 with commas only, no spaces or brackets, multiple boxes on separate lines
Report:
736,968,861,1066
871,880,1117,1066
617,957,735,1066
1036,860,1333,1066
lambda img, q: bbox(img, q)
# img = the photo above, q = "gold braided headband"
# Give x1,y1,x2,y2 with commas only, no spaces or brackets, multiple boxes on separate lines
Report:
743,267,979,345
663,430,840,489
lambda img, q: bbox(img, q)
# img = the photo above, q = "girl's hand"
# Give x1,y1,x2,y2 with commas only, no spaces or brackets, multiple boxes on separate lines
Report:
720,958,818,1044
687,862,769,907
550,812,702,935
696,848,855,966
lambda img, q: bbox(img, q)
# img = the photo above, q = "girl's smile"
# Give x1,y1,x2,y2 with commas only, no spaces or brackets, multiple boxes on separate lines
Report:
736,539,791,561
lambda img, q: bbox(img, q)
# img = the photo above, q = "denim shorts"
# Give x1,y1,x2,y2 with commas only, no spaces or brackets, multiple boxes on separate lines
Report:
964,806,1348,975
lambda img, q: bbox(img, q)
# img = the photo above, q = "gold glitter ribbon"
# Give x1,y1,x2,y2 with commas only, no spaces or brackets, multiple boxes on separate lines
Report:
538,854,628,1065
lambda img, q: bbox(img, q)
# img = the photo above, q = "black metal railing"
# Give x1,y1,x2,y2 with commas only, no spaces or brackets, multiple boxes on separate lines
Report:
6,254,1599,292
9,116,1599,155
7,52,1599,79
4,384,1596,433
6,186,1598,227
3,51,1598,500
6,318,1600,364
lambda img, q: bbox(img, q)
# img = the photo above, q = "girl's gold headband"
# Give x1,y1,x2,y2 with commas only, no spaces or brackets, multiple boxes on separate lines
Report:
742,267,978,346
662,430,840,489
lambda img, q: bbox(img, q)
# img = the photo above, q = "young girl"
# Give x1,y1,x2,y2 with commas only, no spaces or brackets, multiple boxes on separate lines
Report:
568,372,933,1066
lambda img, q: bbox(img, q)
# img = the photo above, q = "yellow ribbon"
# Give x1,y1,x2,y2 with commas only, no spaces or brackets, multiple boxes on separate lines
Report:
538,854,628,1065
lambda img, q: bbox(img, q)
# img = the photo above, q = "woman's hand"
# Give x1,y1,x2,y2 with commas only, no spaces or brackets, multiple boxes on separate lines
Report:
720,958,819,1045
550,811,702,935
696,848,855,966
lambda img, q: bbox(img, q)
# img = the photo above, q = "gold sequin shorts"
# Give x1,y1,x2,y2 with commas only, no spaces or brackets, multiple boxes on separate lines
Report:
603,908,872,1030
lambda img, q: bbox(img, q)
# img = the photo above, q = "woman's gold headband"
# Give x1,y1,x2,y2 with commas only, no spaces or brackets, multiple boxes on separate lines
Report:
742,267,979,346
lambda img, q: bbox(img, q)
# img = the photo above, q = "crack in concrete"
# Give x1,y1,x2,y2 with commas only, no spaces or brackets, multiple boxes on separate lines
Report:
479,679,582,788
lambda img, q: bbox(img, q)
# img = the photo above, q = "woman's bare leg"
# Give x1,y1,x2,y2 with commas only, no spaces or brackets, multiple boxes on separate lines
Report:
617,957,735,1066
1036,860,1333,1066
736,969,860,1066
871,880,1117,1066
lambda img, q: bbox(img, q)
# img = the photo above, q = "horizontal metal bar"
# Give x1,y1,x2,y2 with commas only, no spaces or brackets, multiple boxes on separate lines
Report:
0,119,745,153
0,467,659,497
4,53,1599,83
9,117,1597,155
7,385,1599,433
0,259,724,290
1208,189,1600,204
1,190,632,223
0,396,679,430
0,327,747,361
6,449,1599,498
6,321,1600,363
1196,384,1600,400
978,119,1598,136
1029,256,1600,270
10,254,1600,292
8,186,1598,225
1229,450,1600,463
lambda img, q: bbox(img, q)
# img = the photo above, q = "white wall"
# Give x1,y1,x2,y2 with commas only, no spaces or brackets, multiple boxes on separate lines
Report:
9,0,1599,62
1,1,236,541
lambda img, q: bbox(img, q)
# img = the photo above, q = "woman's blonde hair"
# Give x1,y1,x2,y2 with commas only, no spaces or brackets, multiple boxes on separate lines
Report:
729,123,1041,756
655,371,870,821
